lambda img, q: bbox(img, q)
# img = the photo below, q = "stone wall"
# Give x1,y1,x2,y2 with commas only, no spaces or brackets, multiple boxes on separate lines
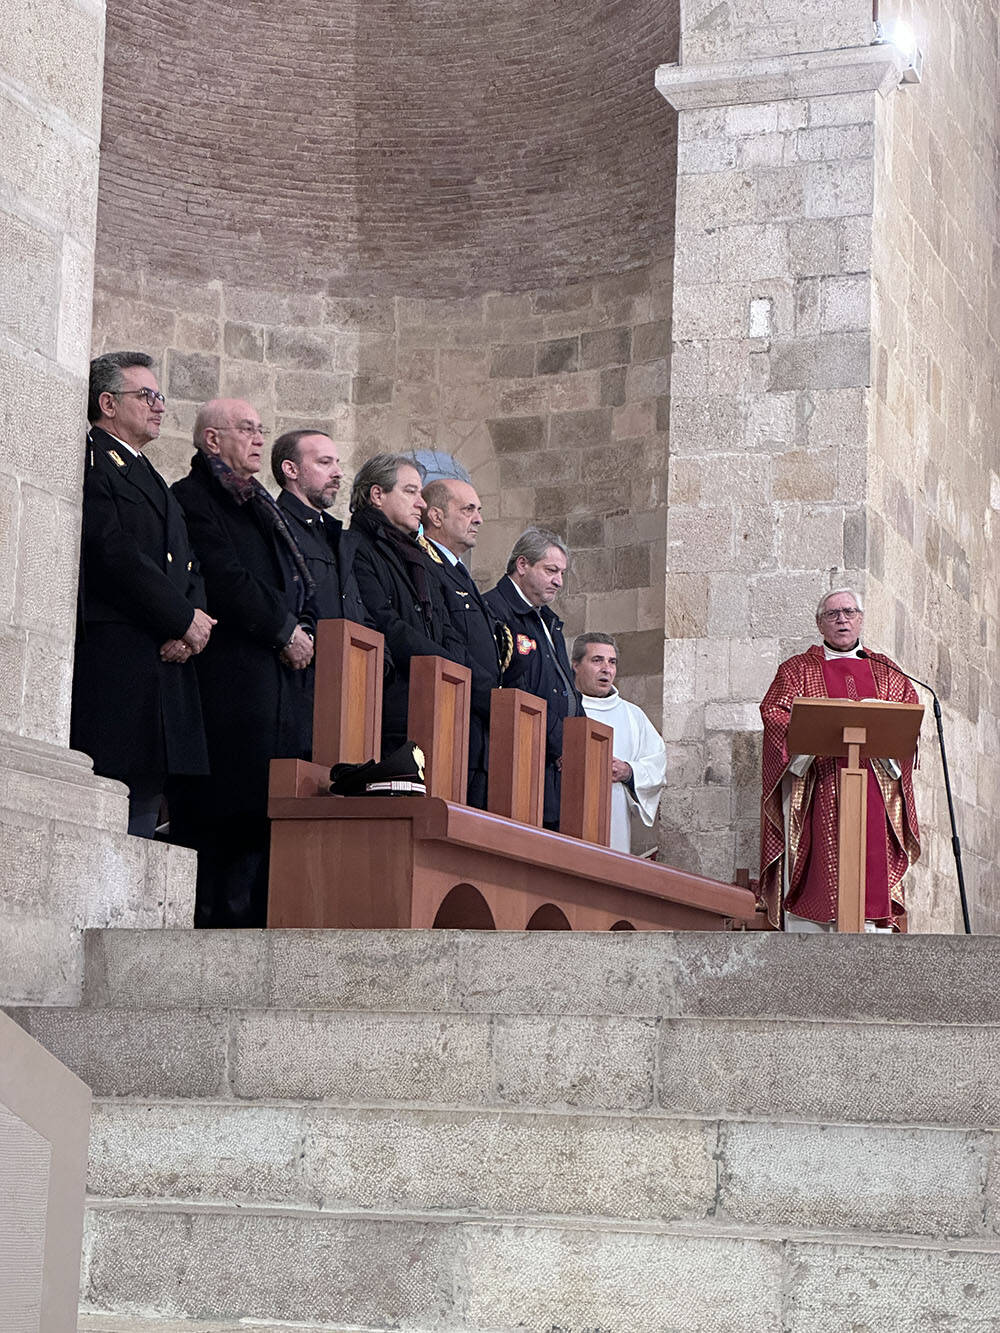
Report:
91,261,671,720
1,0,104,749
658,1,1000,928
868,2,1000,931
0,0,197,1008
658,41,896,883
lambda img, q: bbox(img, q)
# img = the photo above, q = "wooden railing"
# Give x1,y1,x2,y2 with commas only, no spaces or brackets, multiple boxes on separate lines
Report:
268,619,759,932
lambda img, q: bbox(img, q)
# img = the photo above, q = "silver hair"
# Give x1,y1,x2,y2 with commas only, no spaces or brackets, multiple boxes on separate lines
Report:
88,351,154,424
816,586,865,618
350,452,425,513
505,526,569,576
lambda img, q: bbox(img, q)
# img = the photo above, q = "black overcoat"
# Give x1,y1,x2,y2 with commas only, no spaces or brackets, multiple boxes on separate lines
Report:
429,549,505,802
484,574,582,825
348,511,466,751
172,452,314,818
276,490,369,624
70,426,208,781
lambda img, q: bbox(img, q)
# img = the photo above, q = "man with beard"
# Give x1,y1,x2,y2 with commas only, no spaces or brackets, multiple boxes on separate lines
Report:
172,399,316,927
758,587,921,932
270,429,368,624
349,454,466,755
571,633,666,854
72,351,213,837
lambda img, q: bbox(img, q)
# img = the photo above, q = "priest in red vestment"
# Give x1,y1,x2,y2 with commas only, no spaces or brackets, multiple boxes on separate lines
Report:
758,588,921,931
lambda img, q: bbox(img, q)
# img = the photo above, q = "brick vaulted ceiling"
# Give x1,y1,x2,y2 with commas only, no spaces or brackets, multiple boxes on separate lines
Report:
96,0,679,296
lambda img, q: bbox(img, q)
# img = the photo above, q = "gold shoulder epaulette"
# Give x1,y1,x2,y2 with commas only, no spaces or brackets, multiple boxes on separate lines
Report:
496,622,514,673
417,534,443,564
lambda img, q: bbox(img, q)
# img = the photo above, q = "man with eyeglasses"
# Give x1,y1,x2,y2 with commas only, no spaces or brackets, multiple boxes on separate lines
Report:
171,398,317,927
758,587,920,933
71,351,213,838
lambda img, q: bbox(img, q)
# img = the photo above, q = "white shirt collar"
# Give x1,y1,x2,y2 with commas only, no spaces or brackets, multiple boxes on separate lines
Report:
430,539,460,567
510,577,539,610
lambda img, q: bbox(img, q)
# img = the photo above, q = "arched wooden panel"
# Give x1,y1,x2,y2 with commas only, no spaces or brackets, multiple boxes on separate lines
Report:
432,883,496,930
525,903,571,931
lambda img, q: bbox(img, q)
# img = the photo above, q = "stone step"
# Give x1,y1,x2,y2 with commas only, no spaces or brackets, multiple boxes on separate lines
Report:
79,1319,350,1333
11,1002,1000,1126
80,927,1000,1024
80,1201,1000,1333
87,1099,997,1241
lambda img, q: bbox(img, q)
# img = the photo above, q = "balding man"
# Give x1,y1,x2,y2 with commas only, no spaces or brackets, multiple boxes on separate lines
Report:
422,478,508,807
171,398,317,927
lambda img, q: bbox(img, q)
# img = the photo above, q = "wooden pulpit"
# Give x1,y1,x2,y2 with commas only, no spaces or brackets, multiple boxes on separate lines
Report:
787,698,923,932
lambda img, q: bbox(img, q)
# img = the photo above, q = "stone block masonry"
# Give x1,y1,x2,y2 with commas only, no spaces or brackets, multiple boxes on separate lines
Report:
91,261,672,727
658,7,1000,930
14,928,1000,1332
0,0,193,1007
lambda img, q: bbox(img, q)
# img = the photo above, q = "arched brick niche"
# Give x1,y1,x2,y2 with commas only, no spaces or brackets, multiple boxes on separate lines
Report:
97,0,679,295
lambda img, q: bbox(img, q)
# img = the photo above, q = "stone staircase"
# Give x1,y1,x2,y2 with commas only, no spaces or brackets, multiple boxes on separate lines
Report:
9,928,1000,1331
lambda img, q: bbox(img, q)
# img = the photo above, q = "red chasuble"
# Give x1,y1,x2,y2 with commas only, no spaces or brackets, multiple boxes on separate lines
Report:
758,644,920,929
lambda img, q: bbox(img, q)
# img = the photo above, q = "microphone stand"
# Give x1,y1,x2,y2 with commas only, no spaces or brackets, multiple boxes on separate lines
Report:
861,653,971,934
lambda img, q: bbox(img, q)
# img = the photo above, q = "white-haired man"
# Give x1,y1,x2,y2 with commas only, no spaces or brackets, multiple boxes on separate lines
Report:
758,587,921,932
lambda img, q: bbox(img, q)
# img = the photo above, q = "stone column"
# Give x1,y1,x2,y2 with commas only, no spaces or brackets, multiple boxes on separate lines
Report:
0,0,194,1005
655,6,909,885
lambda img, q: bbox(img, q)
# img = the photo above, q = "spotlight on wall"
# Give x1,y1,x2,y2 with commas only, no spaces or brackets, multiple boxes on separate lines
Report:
874,17,923,84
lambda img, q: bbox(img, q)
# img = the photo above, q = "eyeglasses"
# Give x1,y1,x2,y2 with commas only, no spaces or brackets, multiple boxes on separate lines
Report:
819,607,862,622
115,388,166,407
226,422,269,440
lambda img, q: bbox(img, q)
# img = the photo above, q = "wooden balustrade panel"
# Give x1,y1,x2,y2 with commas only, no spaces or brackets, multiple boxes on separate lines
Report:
559,715,613,845
487,688,545,827
408,656,472,803
312,619,384,768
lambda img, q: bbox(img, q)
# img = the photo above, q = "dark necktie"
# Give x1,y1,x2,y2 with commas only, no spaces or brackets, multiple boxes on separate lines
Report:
452,559,477,592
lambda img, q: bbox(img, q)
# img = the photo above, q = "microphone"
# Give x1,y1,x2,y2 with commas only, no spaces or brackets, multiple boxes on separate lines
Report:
857,649,970,933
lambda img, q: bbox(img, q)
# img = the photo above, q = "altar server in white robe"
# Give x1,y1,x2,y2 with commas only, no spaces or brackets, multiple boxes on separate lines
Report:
571,633,667,854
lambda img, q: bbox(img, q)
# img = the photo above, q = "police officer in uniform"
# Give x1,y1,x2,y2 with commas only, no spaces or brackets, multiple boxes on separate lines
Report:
422,477,511,807
71,352,213,837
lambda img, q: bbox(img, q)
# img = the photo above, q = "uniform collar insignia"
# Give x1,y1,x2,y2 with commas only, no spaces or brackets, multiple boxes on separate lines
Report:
109,450,126,468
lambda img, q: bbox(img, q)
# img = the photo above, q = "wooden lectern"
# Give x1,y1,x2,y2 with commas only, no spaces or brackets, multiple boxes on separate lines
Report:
787,698,923,932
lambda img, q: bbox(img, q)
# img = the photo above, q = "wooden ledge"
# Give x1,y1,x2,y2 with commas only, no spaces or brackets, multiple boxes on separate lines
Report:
268,781,756,922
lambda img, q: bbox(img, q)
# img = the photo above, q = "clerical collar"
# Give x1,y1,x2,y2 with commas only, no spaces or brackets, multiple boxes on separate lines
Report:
581,688,621,708
822,640,863,659
430,538,460,567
